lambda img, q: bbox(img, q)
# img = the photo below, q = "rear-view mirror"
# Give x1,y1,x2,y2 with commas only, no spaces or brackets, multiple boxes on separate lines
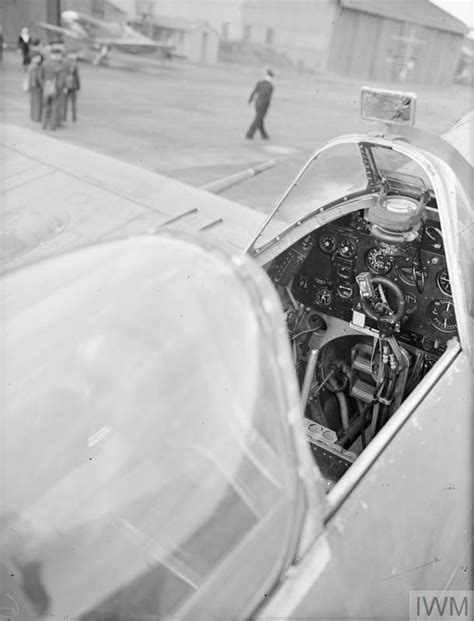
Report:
361,87,416,126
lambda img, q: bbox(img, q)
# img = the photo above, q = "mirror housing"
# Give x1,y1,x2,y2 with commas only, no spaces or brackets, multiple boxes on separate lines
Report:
361,87,416,126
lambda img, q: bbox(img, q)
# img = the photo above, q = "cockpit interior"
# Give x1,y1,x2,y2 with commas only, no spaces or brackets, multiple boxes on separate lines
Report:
261,142,457,491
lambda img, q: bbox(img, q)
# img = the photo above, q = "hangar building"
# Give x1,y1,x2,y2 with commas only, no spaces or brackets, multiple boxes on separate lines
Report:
240,0,467,83
1,0,467,82
142,0,466,82
240,0,338,71
328,0,467,84
133,15,219,64
131,0,245,41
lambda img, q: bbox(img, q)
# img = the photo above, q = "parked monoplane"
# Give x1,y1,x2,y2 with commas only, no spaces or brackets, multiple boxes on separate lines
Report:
1,89,472,620
37,10,174,64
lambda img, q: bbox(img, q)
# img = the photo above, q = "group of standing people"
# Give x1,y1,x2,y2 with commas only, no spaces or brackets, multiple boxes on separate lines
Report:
22,34,81,130
18,28,81,129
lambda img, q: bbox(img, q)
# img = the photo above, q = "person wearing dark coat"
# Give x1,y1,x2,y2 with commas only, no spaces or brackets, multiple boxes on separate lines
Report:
18,27,31,70
40,46,66,130
246,69,274,140
27,54,43,122
62,53,81,122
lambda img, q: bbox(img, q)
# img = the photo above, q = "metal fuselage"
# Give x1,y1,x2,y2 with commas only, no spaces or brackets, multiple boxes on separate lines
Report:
252,125,473,619
0,111,472,620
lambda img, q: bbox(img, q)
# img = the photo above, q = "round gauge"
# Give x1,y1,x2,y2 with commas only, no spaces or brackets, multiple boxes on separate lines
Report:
338,237,357,259
397,266,424,287
337,282,354,299
427,299,457,333
314,285,332,307
436,269,452,297
319,233,337,254
404,292,418,315
365,248,393,275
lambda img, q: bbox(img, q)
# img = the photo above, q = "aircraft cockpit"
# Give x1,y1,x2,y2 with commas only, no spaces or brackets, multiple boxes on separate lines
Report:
247,92,464,490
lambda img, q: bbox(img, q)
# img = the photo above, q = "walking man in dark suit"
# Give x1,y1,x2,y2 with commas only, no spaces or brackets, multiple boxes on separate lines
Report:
246,69,274,140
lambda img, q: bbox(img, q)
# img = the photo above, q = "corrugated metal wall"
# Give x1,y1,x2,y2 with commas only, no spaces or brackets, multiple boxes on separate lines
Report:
328,8,463,84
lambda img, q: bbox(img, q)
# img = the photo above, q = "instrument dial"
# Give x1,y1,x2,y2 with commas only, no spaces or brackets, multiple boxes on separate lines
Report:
337,282,354,299
314,285,332,307
427,299,457,333
319,233,337,254
338,237,357,259
365,248,393,275
436,269,452,297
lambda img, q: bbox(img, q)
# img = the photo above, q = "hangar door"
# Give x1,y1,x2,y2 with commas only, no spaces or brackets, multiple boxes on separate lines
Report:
328,8,461,84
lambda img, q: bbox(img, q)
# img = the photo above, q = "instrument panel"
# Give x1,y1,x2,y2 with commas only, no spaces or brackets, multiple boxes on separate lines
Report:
270,212,456,353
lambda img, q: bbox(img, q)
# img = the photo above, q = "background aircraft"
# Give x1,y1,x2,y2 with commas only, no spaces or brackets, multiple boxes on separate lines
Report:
37,10,175,64
0,90,472,619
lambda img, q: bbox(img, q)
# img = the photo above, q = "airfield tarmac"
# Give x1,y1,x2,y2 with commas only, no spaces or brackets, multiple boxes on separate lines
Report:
1,50,472,213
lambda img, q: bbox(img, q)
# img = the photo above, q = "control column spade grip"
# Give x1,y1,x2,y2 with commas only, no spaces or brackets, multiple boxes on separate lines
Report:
356,272,406,325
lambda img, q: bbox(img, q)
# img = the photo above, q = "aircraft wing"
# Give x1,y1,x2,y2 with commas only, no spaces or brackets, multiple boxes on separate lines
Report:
37,22,86,41
1,123,265,273
62,11,163,48
93,37,173,52
38,14,174,54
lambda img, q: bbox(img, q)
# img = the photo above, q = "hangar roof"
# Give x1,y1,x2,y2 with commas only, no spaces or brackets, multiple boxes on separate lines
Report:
340,0,467,35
